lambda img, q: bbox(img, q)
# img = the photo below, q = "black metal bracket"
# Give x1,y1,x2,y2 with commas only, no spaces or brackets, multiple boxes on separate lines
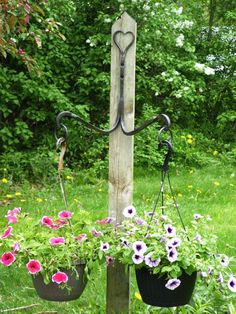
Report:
55,30,172,162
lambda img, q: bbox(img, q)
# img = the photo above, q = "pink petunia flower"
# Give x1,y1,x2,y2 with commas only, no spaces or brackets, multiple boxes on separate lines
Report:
91,228,102,237
52,271,68,284
58,211,73,219
26,260,41,274
1,252,15,266
41,216,54,227
49,237,65,246
54,219,69,226
12,242,20,255
7,208,21,216
1,226,13,239
74,234,87,242
6,215,18,224
97,217,109,225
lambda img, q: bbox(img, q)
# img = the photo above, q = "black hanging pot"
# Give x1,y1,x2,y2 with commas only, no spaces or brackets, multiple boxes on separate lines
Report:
32,263,87,301
135,267,197,307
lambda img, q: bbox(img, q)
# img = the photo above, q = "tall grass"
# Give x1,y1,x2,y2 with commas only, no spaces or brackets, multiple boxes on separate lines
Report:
0,163,235,313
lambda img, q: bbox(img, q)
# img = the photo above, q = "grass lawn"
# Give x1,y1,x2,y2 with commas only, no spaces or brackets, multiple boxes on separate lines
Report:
0,163,235,313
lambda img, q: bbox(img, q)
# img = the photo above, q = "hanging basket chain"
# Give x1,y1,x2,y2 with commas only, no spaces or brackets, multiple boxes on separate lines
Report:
146,134,187,235
57,137,69,211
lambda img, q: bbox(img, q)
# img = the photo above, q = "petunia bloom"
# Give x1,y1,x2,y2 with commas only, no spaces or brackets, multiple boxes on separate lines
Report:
58,210,73,219
132,253,144,264
144,252,161,268
97,217,113,225
74,233,87,242
165,278,181,290
1,226,13,239
167,247,178,263
220,255,229,267
6,215,18,224
166,237,181,250
26,260,41,274
193,213,203,220
132,241,147,255
193,233,203,244
100,242,109,251
91,228,102,237
106,256,114,266
1,252,15,266
12,242,20,255
41,216,54,227
227,276,236,292
121,239,130,248
122,206,136,218
7,208,21,216
217,272,224,284
49,237,65,246
135,217,147,226
52,271,68,284
164,224,176,237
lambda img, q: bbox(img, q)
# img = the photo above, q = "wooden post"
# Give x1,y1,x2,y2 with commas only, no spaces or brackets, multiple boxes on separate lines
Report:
107,12,137,313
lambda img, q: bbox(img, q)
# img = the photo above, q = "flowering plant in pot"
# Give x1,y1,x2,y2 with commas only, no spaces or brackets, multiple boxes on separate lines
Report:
0,206,101,301
97,205,236,307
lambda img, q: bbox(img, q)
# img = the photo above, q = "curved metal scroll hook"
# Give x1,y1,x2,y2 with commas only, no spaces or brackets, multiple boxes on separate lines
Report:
113,30,135,57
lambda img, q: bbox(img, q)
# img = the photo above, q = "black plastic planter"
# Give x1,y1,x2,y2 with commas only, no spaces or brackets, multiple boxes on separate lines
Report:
135,267,197,307
32,264,87,302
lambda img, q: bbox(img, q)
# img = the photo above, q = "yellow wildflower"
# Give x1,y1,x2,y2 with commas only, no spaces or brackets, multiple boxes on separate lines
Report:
214,181,220,186
213,150,218,156
36,198,43,203
187,138,193,144
188,185,193,189
135,292,142,301
178,193,183,197
66,175,73,180
20,199,26,202
1,178,8,183
15,192,22,196
187,134,193,139
6,194,13,199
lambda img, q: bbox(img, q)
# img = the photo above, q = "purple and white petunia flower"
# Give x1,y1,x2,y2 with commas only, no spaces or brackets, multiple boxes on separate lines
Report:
193,233,204,244
144,252,161,268
160,236,167,243
227,276,236,292
167,247,178,263
165,224,176,237
220,255,230,267
122,206,136,218
100,242,109,251
166,237,181,250
132,241,147,255
132,253,144,264
135,217,147,226
165,278,181,290
193,213,203,220
217,272,224,284
121,239,130,248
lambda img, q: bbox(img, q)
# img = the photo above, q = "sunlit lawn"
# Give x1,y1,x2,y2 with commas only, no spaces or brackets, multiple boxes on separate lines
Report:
0,163,235,313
